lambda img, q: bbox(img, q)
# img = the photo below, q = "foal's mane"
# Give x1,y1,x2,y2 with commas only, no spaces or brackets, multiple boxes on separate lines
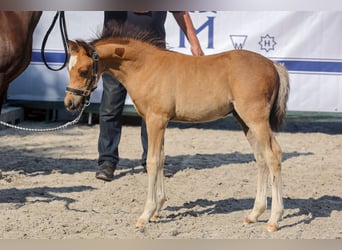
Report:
74,24,166,59
95,23,166,48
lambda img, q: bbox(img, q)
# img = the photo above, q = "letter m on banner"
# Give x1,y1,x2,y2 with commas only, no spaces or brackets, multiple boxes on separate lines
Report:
179,16,215,49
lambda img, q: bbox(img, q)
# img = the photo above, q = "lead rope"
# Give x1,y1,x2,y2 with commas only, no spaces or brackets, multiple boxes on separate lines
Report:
41,11,69,71
0,102,89,132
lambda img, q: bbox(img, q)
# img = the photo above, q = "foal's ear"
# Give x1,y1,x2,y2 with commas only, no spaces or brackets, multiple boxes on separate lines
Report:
68,40,79,53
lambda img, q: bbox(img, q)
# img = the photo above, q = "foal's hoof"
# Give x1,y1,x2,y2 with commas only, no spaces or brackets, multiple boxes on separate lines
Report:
135,218,147,228
150,214,160,222
243,217,256,225
266,224,279,232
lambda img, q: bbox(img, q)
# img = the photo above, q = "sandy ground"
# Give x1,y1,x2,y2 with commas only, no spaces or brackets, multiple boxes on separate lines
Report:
0,116,341,239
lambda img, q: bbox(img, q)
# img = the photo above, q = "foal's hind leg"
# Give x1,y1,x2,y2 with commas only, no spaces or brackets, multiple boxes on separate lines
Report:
234,113,269,225
248,122,284,232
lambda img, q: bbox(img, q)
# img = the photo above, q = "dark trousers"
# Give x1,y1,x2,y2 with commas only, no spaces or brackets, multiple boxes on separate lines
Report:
98,72,148,167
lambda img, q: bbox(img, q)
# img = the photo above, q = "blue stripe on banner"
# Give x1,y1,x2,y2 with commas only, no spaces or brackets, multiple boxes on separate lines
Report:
276,60,342,74
32,51,67,64
32,51,342,74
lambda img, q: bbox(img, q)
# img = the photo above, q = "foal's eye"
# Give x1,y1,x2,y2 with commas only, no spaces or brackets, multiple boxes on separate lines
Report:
79,70,89,78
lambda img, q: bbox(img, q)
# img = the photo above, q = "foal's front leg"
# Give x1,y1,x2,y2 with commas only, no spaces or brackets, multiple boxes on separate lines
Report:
150,141,166,222
135,117,167,228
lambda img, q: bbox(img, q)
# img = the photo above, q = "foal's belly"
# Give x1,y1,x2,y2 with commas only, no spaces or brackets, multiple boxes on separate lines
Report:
172,102,233,123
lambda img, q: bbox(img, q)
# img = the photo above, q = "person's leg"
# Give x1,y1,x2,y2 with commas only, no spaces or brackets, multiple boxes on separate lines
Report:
96,72,127,181
140,118,148,172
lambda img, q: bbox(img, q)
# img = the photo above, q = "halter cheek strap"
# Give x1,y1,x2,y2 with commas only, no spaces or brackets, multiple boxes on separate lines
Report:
66,50,99,97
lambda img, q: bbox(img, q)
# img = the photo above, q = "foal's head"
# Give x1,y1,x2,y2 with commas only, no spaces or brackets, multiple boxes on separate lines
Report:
64,40,99,111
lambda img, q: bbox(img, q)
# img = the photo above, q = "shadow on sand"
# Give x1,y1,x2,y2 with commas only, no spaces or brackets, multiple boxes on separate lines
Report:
163,195,341,229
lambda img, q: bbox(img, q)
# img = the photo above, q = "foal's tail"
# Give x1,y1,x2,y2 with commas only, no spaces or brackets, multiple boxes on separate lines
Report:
270,62,290,131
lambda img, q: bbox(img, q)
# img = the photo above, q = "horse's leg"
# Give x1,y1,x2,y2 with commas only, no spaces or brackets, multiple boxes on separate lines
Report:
0,74,8,112
150,139,166,222
247,121,284,232
135,114,167,227
233,112,269,225
264,132,283,232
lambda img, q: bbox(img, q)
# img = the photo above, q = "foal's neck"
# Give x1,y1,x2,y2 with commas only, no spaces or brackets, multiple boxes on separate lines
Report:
96,39,157,83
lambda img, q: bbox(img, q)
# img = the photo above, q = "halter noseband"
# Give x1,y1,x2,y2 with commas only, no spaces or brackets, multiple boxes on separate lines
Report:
66,49,99,98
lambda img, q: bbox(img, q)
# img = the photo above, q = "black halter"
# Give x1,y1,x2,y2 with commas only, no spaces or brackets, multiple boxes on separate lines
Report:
66,49,99,98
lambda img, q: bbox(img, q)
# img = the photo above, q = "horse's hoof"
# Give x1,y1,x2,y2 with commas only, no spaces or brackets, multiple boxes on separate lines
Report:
135,219,146,228
266,224,279,232
243,217,256,225
150,214,160,222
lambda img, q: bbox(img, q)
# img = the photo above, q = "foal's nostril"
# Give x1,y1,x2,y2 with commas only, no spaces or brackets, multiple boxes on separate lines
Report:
64,98,74,110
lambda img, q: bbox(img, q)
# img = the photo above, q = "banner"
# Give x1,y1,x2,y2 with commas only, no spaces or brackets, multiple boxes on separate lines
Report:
7,11,342,112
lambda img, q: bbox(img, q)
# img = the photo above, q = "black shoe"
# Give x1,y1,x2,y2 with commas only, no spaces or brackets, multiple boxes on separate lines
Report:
142,161,147,173
95,162,115,181
164,167,174,178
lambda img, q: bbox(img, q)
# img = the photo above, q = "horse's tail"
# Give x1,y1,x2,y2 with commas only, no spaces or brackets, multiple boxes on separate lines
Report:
270,62,290,131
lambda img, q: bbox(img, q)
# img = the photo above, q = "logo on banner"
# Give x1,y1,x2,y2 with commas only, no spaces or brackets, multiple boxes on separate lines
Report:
179,12,216,49
230,35,248,50
259,34,277,52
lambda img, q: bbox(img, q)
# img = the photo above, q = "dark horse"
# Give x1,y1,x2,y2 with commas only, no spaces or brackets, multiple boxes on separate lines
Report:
0,11,42,112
